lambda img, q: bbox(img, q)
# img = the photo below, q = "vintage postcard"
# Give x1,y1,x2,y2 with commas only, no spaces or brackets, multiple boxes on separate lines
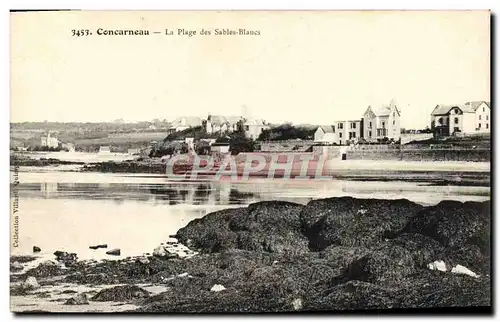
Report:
10,10,491,313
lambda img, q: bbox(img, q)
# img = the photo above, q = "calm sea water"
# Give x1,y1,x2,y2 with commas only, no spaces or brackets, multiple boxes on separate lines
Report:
10,159,490,261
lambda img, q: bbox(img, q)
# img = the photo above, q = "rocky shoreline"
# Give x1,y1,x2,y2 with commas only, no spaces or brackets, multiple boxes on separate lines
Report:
10,197,491,313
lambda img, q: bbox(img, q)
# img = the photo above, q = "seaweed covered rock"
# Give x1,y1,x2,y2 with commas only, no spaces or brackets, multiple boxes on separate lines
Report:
300,197,423,250
385,233,446,268
176,201,308,254
401,200,490,251
23,261,65,278
91,285,150,302
346,243,416,286
64,293,89,305
304,280,400,311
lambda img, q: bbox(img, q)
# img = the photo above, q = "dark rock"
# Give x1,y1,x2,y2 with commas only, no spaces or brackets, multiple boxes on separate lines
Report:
176,201,308,254
54,251,78,266
10,255,37,263
401,200,490,251
106,248,121,256
91,285,150,302
300,197,423,250
64,293,89,305
33,246,41,253
305,280,400,311
346,243,416,286
24,261,65,278
89,244,108,250
386,233,446,268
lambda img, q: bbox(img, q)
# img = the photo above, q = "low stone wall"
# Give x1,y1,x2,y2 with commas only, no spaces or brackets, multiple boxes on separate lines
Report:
346,149,490,162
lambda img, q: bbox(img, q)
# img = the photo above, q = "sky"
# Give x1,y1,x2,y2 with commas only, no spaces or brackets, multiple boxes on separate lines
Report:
10,10,490,129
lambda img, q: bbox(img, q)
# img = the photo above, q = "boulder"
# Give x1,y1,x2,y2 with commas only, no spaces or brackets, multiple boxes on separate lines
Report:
300,197,423,250
451,265,479,278
91,285,150,302
401,200,490,251
345,243,416,286
24,261,64,278
54,251,78,266
21,276,39,290
33,246,41,253
427,260,447,272
64,293,89,305
106,248,121,256
385,233,446,268
305,280,400,311
176,201,309,254
153,246,178,259
89,244,108,250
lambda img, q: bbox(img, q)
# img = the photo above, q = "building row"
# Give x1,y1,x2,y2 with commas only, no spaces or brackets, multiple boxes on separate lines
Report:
314,99,401,145
169,115,271,140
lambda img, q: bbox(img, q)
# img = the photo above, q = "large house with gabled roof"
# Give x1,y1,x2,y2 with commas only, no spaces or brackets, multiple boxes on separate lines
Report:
430,101,490,137
362,99,401,142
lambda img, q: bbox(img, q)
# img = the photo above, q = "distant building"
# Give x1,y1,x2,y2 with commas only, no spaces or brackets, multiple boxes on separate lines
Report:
40,132,59,148
203,115,243,135
431,101,491,137
211,142,230,154
99,146,111,153
243,118,270,140
171,116,202,132
61,142,75,152
335,120,363,145
362,99,401,142
314,125,336,144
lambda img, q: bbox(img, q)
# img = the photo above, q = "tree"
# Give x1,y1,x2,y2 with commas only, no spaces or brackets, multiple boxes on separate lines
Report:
229,133,255,155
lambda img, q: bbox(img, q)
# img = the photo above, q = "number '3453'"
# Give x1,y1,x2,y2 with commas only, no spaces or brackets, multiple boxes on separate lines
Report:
71,29,92,37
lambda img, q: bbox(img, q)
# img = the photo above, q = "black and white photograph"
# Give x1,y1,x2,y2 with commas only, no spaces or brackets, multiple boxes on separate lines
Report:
8,9,491,314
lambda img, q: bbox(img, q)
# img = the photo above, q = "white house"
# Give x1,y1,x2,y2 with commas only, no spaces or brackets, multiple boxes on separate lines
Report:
431,101,491,137
171,116,202,132
314,125,336,144
335,120,363,145
362,99,401,142
243,118,270,140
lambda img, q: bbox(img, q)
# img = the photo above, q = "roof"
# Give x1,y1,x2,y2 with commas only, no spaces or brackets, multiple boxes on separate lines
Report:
464,101,491,111
207,115,228,126
431,104,474,115
172,116,202,127
373,106,391,116
244,118,267,125
318,125,335,133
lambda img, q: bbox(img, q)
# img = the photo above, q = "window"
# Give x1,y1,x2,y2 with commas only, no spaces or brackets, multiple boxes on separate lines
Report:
338,123,343,129
438,118,443,125
339,132,342,138
478,123,481,129
393,120,395,125
368,131,372,137
486,124,489,129
486,115,489,121
369,121,372,128
382,122,385,128
454,108,459,114
479,115,482,120
393,112,395,117
454,117,459,124
351,123,356,129
483,107,485,112
352,132,356,138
